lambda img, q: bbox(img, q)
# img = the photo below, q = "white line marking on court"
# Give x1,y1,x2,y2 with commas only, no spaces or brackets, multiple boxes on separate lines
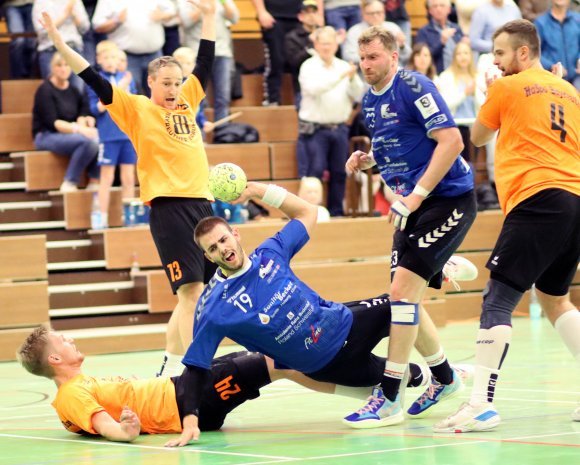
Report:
0,433,297,460
505,431,580,442
0,414,55,421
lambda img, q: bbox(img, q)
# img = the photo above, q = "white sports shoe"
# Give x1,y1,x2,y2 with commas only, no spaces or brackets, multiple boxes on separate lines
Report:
443,256,479,291
59,180,78,192
572,405,580,421
433,402,501,433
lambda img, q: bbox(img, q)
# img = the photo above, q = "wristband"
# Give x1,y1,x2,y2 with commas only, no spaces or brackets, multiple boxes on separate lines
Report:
262,184,287,208
412,185,430,198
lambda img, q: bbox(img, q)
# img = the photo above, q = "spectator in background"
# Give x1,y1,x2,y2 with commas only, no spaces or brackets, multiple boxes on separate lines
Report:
82,0,106,66
285,0,321,106
535,0,579,85
470,0,522,61
163,0,181,56
32,52,100,193
33,0,90,90
383,0,411,47
322,0,361,43
177,0,203,53
298,176,331,222
436,42,478,164
297,26,364,217
406,42,438,80
187,0,239,121
343,0,410,66
86,40,137,229
416,0,465,74
518,0,549,20
92,0,177,95
454,0,486,34
4,0,35,78
251,0,304,106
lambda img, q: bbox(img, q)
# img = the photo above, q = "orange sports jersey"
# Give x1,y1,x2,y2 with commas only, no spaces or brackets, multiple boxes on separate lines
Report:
52,374,182,435
105,75,213,204
478,68,580,214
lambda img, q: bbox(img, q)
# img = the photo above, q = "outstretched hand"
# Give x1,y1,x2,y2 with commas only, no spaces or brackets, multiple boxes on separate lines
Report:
119,407,141,441
38,11,61,43
164,415,200,447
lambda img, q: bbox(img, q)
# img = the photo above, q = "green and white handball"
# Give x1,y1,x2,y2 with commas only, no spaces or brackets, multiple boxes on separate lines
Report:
208,163,247,202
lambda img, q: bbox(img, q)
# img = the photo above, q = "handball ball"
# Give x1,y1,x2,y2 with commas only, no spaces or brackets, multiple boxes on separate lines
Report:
208,163,247,202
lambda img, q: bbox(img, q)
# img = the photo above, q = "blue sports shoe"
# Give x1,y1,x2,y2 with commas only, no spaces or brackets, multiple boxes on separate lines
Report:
407,369,464,418
343,387,404,429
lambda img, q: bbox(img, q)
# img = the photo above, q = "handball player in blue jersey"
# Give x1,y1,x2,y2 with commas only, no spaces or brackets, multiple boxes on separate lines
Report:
344,26,477,427
169,180,474,445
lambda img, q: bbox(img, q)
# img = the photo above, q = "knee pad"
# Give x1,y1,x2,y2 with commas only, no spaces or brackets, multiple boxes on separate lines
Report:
391,300,419,325
480,279,524,329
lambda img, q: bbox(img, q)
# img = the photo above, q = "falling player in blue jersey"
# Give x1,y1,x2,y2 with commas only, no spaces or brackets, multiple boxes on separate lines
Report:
166,180,475,445
344,26,477,428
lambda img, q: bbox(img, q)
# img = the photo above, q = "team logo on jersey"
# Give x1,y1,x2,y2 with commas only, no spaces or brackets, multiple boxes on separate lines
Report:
414,93,439,119
287,311,295,320
425,114,448,129
259,259,274,279
304,325,322,350
380,104,397,119
259,313,270,325
164,112,197,143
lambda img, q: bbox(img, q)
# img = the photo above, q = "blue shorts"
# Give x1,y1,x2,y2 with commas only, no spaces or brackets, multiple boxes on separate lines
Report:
98,140,136,166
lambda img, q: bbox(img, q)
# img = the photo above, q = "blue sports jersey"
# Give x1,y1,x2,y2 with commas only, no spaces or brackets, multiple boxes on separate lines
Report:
362,69,473,197
182,220,353,373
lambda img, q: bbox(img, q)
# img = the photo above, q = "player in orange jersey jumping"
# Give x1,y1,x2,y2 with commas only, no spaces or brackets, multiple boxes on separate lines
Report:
435,19,580,433
39,1,218,378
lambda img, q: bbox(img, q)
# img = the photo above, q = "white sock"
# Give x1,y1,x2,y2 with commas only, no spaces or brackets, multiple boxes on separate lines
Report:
470,325,512,405
334,385,374,400
158,352,183,377
554,310,580,364
424,347,446,367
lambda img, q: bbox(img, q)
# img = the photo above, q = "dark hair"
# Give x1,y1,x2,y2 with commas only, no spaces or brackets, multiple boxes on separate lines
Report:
492,19,540,59
358,26,398,52
407,42,437,80
194,216,232,247
148,55,183,78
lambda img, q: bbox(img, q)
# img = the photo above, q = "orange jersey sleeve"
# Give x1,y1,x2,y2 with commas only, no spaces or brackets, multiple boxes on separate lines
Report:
105,77,212,204
478,68,580,214
51,374,182,435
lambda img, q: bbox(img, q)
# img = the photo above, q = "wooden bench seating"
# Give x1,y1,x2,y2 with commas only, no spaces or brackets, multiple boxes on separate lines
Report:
0,79,41,114
0,114,34,152
0,234,47,281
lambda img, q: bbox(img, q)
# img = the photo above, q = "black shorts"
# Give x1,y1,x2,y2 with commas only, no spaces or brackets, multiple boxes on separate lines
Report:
306,294,391,387
173,351,270,432
392,191,476,288
487,189,580,296
149,197,217,293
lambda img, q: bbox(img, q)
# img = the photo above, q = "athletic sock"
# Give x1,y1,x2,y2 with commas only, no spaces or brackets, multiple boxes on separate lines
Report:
157,352,183,377
554,310,580,365
424,347,453,385
470,325,512,405
381,361,407,401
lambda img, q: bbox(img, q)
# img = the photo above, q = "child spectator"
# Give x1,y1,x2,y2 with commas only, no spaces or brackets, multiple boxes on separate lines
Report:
86,40,138,228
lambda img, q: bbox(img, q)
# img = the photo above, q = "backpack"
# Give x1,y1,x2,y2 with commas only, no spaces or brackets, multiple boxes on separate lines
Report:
212,123,260,144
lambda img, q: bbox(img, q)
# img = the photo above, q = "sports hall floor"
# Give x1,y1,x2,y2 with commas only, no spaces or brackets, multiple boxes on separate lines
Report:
1,317,578,465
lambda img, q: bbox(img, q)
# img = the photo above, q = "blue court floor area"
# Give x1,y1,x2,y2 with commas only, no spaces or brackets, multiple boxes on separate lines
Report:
1,317,578,465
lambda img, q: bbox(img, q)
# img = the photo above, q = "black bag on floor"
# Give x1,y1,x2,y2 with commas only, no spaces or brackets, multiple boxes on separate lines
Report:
213,123,259,144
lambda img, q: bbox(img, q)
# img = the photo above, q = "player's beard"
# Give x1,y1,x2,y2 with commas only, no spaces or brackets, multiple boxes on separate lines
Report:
502,56,520,77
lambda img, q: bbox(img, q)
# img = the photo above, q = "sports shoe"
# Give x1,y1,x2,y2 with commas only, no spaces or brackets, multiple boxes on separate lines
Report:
407,368,464,418
433,402,501,433
451,364,474,385
443,255,478,291
343,387,404,429
60,180,78,192
572,405,580,421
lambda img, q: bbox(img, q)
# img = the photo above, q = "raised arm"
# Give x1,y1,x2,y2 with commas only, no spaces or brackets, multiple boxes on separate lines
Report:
191,0,216,89
235,182,319,237
91,407,140,443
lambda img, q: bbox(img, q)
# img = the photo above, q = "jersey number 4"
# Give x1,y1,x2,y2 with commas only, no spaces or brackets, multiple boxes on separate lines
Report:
550,103,567,143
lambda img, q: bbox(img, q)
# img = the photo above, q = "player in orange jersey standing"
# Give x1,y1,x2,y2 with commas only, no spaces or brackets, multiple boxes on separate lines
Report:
38,1,218,377
434,19,580,433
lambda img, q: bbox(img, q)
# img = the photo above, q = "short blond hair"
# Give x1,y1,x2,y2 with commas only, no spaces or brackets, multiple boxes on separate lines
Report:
17,325,55,379
358,26,398,52
96,40,119,55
